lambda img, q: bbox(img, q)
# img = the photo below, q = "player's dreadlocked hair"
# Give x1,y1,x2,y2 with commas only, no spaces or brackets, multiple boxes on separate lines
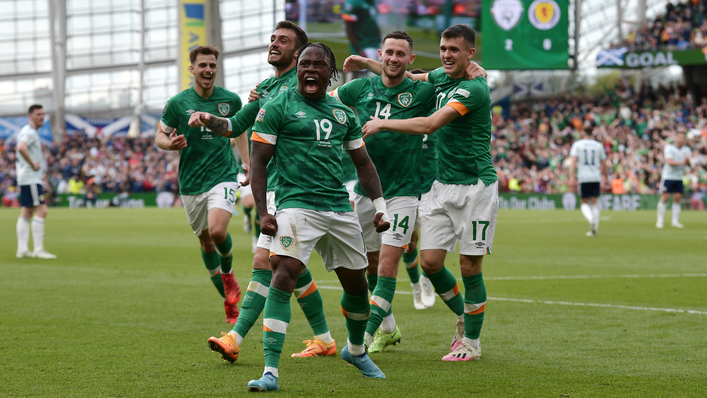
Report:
296,42,340,86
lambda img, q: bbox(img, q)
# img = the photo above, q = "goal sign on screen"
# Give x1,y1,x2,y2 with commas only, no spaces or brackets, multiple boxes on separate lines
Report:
481,0,569,70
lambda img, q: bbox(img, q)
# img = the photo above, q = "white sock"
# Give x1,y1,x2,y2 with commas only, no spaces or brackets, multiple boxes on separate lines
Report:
457,314,464,323
229,331,244,346
31,217,45,253
263,366,278,378
380,313,396,333
672,202,681,224
315,332,333,345
591,205,600,230
580,203,593,225
364,332,373,347
16,216,30,253
657,201,667,224
347,339,365,356
462,337,480,351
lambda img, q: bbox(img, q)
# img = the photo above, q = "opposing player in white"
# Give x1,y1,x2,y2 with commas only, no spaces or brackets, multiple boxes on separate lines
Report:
15,104,56,259
569,124,607,236
657,132,692,229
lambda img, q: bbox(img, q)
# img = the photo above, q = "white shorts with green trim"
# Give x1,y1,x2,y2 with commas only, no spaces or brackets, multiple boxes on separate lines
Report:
420,181,499,256
414,191,430,230
181,181,239,236
269,208,368,272
353,193,418,252
256,191,276,250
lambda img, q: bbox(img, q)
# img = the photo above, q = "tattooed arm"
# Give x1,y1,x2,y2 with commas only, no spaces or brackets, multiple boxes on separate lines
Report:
348,146,390,232
188,101,260,138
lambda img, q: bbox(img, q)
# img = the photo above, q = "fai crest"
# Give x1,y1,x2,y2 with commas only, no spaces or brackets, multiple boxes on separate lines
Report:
218,103,230,116
397,93,413,107
528,0,560,31
491,0,524,31
162,101,168,115
279,86,288,94
333,109,347,124
280,236,294,249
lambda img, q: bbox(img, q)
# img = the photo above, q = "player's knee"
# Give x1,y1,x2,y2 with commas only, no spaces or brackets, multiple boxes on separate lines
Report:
252,249,271,269
209,227,227,244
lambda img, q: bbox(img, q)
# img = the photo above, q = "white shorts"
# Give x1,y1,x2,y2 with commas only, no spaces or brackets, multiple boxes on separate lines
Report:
181,181,239,236
237,173,252,197
269,208,368,272
256,191,277,250
420,181,499,256
353,193,418,252
414,191,430,230
344,180,356,203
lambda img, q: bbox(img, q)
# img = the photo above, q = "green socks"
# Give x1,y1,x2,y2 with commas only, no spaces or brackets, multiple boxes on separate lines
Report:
402,249,420,284
340,291,370,346
263,287,291,374
201,249,224,298
294,268,329,336
215,233,233,273
427,266,464,316
366,276,396,337
366,273,378,293
233,269,272,342
462,273,486,340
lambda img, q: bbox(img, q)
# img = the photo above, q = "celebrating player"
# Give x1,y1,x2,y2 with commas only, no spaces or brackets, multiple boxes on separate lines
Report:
331,31,435,353
15,104,56,259
188,22,336,362
353,24,496,362
156,45,246,324
657,132,692,228
246,42,389,391
569,122,608,236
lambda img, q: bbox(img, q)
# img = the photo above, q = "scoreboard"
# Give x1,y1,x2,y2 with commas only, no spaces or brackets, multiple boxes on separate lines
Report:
481,0,569,70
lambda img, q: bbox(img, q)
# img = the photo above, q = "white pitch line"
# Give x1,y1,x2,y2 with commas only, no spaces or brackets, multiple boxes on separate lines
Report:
315,285,707,315
314,273,707,284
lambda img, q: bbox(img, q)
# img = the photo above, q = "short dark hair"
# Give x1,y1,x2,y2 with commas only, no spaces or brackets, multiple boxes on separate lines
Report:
189,45,220,64
441,24,476,49
275,20,309,50
28,104,43,114
296,42,339,85
382,30,414,51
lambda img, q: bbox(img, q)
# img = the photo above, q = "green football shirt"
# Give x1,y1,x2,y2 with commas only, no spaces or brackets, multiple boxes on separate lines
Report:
424,68,497,186
342,0,380,53
160,86,242,195
228,67,299,191
252,89,363,212
332,76,434,198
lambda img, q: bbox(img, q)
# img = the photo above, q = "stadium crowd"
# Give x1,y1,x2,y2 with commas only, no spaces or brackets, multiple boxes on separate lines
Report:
1,83,706,208
613,0,707,50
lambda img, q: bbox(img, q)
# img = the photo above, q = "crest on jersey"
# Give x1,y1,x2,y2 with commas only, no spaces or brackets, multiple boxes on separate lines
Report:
162,101,168,115
491,0,524,31
333,109,347,124
218,103,230,116
279,86,288,94
398,93,413,107
280,236,294,249
528,0,560,30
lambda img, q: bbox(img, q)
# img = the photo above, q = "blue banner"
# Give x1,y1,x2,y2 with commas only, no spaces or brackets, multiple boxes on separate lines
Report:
0,116,53,143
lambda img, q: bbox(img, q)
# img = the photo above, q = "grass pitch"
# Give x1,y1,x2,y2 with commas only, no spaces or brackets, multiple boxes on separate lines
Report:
1,208,705,397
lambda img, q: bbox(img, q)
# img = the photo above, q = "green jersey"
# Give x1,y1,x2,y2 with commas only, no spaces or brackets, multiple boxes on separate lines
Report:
228,67,299,191
252,89,363,212
161,86,242,195
424,68,497,186
333,76,434,198
421,132,438,194
342,0,380,53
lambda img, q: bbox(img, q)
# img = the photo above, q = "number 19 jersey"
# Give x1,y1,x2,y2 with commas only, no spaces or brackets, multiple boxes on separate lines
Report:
252,89,363,212
569,139,606,183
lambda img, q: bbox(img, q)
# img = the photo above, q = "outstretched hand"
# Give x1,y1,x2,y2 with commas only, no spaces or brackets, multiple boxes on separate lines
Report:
362,116,385,140
260,214,278,236
343,55,368,74
188,111,210,128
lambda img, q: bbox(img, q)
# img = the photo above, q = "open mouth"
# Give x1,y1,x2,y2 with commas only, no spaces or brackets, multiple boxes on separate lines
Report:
201,73,213,85
387,63,401,73
443,60,455,69
269,50,281,59
304,77,319,93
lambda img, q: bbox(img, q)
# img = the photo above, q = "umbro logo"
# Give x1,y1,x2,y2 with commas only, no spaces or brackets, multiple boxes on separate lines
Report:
186,109,196,115
393,233,403,240
367,92,374,98
475,242,486,248
296,111,307,118
265,337,278,345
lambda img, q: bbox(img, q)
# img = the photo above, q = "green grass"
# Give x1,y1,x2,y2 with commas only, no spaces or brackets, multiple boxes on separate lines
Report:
1,208,706,397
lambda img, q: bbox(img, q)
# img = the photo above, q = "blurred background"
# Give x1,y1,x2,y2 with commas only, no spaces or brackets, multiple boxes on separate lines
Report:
0,0,705,210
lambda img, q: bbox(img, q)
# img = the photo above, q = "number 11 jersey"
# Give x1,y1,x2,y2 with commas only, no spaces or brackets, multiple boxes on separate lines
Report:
569,138,606,183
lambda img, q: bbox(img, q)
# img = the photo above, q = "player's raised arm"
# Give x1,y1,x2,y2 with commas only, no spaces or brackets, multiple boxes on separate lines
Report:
363,105,460,139
347,145,390,233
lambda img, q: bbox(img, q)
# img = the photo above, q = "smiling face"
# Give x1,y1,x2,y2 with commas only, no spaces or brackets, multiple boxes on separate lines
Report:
268,29,300,68
297,46,331,99
379,38,415,81
439,36,475,79
189,53,218,91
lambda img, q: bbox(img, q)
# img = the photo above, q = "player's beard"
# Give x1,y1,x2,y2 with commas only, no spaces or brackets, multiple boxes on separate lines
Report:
268,50,295,68
382,61,405,80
